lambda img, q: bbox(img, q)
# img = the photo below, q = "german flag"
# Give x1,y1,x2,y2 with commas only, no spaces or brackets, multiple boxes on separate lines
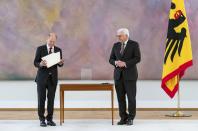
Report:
161,0,193,98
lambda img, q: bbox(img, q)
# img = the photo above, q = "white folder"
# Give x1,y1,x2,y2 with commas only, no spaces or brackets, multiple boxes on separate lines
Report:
42,52,60,68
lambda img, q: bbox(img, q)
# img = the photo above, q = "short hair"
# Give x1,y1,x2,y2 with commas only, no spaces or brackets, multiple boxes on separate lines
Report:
117,28,129,37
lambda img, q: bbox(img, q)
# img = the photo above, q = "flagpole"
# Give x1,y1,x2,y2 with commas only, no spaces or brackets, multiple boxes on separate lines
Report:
165,78,192,117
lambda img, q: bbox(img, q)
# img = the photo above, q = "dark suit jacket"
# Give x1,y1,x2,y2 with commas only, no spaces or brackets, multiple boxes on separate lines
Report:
109,40,141,80
34,44,63,85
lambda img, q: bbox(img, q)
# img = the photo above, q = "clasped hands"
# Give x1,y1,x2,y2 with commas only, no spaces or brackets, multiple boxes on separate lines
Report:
115,60,127,68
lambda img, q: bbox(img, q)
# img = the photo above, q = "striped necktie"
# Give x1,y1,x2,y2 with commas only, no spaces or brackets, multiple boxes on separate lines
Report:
120,43,125,55
49,47,52,54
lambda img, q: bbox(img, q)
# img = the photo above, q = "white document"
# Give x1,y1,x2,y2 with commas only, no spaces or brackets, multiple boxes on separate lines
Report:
42,52,61,68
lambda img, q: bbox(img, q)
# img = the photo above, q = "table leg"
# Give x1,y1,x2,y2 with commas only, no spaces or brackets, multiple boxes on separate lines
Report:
111,89,114,125
60,90,63,125
63,91,64,123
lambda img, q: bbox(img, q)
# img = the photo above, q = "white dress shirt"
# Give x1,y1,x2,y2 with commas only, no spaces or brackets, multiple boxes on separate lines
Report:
47,44,54,54
123,39,128,49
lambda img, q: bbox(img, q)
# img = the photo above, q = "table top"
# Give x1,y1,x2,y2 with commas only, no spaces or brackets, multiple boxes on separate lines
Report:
59,83,114,91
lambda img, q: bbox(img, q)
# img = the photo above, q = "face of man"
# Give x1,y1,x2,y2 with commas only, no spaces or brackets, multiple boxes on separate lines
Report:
117,33,128,43
47,33,57,47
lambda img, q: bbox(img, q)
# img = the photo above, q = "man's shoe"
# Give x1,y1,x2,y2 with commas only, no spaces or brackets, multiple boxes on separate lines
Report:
126,119,133,125
47,120,56,126
40,121,47,127
117,119,127,125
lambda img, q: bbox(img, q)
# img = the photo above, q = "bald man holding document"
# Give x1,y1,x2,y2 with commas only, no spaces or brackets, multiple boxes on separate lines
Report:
34,33,64,127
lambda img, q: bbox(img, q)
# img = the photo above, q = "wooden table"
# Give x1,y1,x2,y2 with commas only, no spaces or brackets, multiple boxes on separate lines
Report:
59,83,114,125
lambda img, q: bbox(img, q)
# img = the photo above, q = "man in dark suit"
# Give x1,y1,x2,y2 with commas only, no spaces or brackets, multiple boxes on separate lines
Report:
34,33,64,127
109,28,141,125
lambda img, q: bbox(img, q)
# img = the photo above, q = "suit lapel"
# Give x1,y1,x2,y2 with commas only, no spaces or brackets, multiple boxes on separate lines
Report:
44,45,48,55
54,46,59,53
117,43,122,58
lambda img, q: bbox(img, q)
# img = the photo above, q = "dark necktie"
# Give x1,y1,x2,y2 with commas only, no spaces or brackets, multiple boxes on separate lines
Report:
120,43,125,55
49,47,52,54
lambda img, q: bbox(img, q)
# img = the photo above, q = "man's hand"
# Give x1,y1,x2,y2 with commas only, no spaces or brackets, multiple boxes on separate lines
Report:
58,59,64,65
115,60,127,68
39,60,47,67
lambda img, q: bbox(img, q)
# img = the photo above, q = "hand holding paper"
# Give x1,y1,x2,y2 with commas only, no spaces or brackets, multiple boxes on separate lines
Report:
58,59,64,65
40,60,47,67
41,52,61,68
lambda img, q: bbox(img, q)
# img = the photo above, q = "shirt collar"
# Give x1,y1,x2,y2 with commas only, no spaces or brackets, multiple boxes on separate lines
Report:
124,39,128,45
46,43,54,49
120,39,128,45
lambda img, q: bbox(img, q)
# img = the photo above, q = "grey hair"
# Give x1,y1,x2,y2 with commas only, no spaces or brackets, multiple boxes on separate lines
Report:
117,28,129,37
